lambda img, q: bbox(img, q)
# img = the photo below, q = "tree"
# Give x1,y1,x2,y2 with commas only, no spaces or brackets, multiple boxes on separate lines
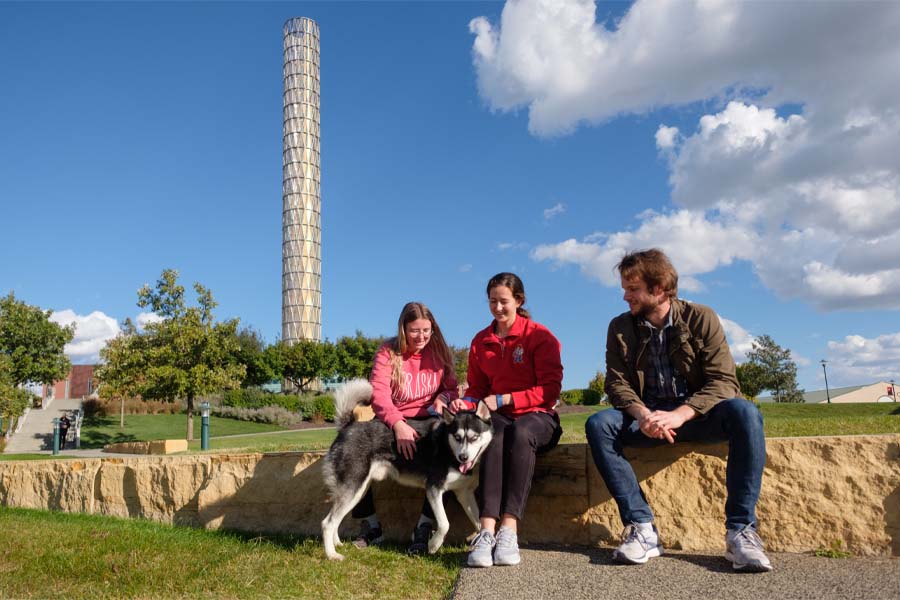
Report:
746,334,804,403
276,339,338,392
334,331,385,381
96,270,245,440
0,355,34,430
452,345,469,385
0,293,73,422
735,362,767,400
231,326,276,388
587,371,605,398
0,293,74,390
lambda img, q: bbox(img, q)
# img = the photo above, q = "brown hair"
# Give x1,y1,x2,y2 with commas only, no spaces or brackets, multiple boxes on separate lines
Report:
486,272,531,319
388,302,454,387
616,248,678,300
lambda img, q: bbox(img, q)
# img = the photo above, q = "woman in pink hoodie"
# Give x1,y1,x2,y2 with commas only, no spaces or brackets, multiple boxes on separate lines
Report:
350,301,459,554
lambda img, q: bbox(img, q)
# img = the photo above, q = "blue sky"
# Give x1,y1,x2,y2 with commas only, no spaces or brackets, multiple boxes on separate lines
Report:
2,1,898,395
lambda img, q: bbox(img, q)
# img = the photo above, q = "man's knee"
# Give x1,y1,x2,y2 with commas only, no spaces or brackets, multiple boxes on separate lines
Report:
585,409,623,443
718,398,763,430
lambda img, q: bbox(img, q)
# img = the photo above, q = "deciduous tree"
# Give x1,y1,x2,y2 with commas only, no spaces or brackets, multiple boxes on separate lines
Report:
746,334,804,403
0,293,73,422
96,270,244,440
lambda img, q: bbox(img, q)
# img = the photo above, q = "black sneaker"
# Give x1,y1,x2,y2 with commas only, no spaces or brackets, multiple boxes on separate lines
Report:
352,521,384,549
407,522,433,555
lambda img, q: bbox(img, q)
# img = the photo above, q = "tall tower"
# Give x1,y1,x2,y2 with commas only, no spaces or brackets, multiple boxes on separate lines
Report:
282,17,322,344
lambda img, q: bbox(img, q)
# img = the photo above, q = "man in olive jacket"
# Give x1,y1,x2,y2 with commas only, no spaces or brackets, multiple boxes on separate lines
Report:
585,249,771,572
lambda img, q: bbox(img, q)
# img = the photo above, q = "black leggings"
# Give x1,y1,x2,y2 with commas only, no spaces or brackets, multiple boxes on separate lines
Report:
477,411,561,521
352,488,436,520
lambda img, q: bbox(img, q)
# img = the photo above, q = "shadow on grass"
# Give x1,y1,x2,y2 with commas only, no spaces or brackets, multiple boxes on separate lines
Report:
79,415,137,448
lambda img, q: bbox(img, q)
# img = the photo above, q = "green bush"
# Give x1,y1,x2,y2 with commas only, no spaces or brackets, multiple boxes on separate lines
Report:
222,388,301,412
560,388,604,406
298,393,335,423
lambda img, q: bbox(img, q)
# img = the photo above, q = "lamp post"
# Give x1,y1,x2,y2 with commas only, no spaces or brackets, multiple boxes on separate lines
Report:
52,418,60,455
200,401,211,451
820,360,831,404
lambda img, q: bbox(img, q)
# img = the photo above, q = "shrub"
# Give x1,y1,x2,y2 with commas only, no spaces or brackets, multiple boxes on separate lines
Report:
560,388,604,406
298,393,335,424
213,405,303,427
83,397,185,416
222,388,301,412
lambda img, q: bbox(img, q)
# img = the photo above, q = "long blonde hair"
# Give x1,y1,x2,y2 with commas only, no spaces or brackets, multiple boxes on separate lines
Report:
388,302,453,388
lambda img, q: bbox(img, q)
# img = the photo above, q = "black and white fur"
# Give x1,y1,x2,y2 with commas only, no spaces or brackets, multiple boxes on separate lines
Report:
321,379,493,561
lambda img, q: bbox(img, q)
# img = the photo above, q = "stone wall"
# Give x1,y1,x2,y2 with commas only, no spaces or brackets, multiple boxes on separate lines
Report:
1,435,898,556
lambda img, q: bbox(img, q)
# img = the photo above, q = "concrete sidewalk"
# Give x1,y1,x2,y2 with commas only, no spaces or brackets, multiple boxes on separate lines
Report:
3,397,82,454
451,545,900,600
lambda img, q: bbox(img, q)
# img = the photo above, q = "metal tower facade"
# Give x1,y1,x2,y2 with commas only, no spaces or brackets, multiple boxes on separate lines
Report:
282,17,322,344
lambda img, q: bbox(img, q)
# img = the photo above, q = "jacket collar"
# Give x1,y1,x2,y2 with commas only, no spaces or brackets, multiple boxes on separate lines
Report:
488,314,528,342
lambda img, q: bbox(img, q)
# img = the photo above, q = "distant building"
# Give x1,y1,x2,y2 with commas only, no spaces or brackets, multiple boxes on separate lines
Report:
759,381,897,404
42,365,95,401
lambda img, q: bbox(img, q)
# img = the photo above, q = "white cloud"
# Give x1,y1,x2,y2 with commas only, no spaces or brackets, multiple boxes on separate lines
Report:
531,209,757,291
719,316,754,363
469,0,900,137
459,264,473,273
826,332,900,383
497,242,529,252
655,125,679,150
136,311,164,330
543,202,566,220
50,309,121,364
474,1,900,311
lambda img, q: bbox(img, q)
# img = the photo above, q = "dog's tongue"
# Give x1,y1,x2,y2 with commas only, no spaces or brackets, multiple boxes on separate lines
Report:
459,461,474,474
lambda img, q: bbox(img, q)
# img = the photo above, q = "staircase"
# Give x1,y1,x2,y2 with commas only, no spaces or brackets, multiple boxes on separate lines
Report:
3,397,83,453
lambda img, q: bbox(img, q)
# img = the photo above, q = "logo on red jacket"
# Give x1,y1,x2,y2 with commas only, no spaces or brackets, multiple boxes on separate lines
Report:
513,345,524,364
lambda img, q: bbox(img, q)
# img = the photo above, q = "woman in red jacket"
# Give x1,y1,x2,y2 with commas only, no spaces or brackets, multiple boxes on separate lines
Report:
450,272,563,567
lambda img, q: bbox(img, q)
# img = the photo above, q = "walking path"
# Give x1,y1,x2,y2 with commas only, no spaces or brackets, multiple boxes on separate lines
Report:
451,545,900,600
3,397,82,454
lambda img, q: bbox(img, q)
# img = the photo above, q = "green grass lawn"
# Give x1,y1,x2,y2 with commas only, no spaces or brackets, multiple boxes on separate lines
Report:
0,506,461,600
8,402,899,459
80,414,285,449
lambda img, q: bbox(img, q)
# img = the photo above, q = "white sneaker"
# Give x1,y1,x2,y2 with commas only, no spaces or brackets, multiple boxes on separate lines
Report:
493,526,521,566
726,525,773,572
612,522,663,564
467,529,496,568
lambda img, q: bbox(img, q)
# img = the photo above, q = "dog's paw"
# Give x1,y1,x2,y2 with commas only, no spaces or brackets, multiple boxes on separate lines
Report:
325,551,345,561
428,537,444,554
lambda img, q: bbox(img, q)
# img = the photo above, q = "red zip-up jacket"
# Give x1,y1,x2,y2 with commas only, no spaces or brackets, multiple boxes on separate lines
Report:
463,315,563,418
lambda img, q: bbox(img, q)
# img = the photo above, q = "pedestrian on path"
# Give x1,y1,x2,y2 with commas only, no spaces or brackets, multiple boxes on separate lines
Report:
58,415,71,449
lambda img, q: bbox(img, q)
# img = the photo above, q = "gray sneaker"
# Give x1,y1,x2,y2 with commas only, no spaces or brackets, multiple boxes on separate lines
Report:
493,526,521,566
467,529,496,568
726,525,773,572
612,523,663,564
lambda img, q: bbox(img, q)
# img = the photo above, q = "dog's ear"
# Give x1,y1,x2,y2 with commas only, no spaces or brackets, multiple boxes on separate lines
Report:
442,408,456,425
475,400,491,422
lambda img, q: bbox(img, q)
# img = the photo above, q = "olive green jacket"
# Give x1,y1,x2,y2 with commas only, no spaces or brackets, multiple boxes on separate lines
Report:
604,299,742,415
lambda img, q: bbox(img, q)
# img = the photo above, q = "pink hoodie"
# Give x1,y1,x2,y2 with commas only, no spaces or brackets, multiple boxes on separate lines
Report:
369,342,459,429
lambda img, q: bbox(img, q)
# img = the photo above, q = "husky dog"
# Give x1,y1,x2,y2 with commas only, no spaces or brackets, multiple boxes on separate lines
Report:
321,379,493,561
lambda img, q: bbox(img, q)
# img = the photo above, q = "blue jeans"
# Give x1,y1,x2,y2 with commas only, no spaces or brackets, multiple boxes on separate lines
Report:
584,399,766,530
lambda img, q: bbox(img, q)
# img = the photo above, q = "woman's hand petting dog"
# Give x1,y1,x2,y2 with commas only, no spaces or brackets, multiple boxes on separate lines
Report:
448,399,469,414
393,420,420,460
